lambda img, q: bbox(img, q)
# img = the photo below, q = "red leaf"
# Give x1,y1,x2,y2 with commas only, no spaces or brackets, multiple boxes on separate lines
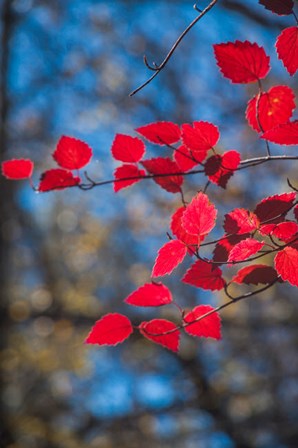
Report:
261,120,298,145
183,305,221,340
213,40,270,83
228,238,264,263
170,206,200,250
275,247,298,287
261,221,298,241
2,159,34,180
113,164,145,192
152,240,187,277
141,157,183,193
181,121,219,161
276,26,298,76
139,319,180,352
232,264,278,285
254,192,296,224
259,0,294,15
182,192,217,237
136,121,181,145
53,136,92,170
182,260,225,291
246,85,295,132
124,282,172,307
111,134,145,163
38,169,80,192
204,150,240,188
224,208,260,235
85,313,133,346
213,234,249,264
174,145,199,171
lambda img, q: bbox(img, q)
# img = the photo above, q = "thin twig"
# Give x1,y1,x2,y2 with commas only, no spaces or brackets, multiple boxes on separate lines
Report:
129,0,219,96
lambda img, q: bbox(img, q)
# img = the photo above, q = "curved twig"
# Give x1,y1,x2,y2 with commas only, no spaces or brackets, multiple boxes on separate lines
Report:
129,0,219,96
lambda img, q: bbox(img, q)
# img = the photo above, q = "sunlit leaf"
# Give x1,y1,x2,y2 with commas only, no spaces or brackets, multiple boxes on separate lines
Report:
182,260,225,290
53,136,93,170
182,192,217,237
2,159,34,180
228,238,264,263
124,282,172,307
141,157,183,193
85,313,133,346
139,319,180,352
152,240,187,277
276,26,298,76
261,120,298,145
183,305,221,340
213,40,270,83
111,134,145,162
114,164,145,192
275,247,298,287
204,150,240,188
136,121,181,145
38,169,80,192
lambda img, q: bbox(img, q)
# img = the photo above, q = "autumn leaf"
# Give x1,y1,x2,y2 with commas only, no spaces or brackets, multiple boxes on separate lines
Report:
213,40,270,83
228,238,264,263
275,247,298,287
85,313,133,346
182,192,217,237
141,157,183,193
136,121,181,145
182,260,226,291
246,85,295,132
261,120,298,145
152,240,187,277
124,282,173,307
181,121,219,162
204,150,240,188
259,0,294,15
276,26,298,76
183,305,221,340
224,208,260,235
232,264,278,285
113,164,145,192
254,192,296,224
139,319,180,352
53,136,93,170
38,169,80,192
2,159,34,180
111,134,145,162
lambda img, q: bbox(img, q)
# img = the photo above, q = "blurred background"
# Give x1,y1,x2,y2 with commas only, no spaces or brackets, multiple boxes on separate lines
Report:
1,1,297,447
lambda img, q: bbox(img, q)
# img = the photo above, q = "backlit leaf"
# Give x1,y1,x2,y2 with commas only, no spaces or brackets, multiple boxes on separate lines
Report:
213,40,270,83
276,26,298,76
85,313,133,346
260,221,298,241
124,282,172,307
170,206,200,250
204,150,240,188
136,121,181,145
183,305,221,340
182,192,217,237
111,134,145,162
224,208,260,234
152,240,187,277
228,238,264,263
38,169,80,192
141,157,183,193
53,136,92,170
181,121,219,161
261,120,298,145
174,145,199,171
246,85,295,132
232,264,278,285
113,164,145,192
2,159,34,180
254,192,296,224
213,234,249,264
275,247,298,287
139,319,180,352
182,260,225,291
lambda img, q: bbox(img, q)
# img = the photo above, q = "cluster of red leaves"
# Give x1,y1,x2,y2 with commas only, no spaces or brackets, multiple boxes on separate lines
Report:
1,0,298,352
86,191,298,351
